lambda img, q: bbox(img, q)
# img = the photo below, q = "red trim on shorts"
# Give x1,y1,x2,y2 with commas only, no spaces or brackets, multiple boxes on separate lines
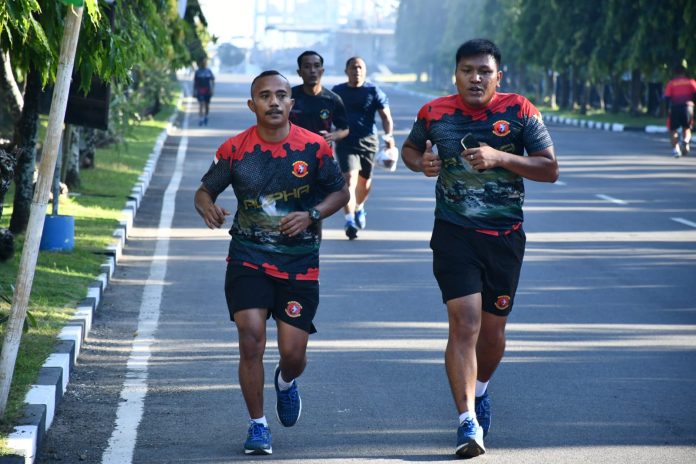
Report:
262,263,290,279
475,222,521,237
296,267,319,281
241,261,259,270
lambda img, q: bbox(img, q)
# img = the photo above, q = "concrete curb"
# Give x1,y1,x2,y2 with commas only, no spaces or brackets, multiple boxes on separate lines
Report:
2,100,181,463
544,115,668,134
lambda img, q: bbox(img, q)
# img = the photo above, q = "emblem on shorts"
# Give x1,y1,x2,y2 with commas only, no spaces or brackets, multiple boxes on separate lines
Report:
319,109,330,120
494,295,511,311
285,301,302,318
492,120,511,137
292,161,309,178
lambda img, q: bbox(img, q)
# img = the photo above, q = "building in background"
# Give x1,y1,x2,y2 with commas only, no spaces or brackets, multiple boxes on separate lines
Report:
211,0,398,74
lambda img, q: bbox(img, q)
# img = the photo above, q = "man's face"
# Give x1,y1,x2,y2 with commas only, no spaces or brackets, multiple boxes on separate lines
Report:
298,55,324,86
248,75,293,128
346,58,366,87
454,54,502,108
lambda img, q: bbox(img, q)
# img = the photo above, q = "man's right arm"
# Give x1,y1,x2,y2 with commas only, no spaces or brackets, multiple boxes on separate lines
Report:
194,184,230,229
402,139,441,177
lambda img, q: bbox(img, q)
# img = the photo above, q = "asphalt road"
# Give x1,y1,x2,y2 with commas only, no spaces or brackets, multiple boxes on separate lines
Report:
37,73,696,464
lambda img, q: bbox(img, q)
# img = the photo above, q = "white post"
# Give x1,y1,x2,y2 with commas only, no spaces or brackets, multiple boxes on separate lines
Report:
0,5,84,416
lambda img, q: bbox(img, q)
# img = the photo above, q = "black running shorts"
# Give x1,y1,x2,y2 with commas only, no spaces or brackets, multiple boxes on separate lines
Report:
669,104,694,131
225,264,318,334
430,219,526,317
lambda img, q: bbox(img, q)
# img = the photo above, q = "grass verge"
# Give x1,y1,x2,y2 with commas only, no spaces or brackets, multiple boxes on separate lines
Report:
0,101,177,451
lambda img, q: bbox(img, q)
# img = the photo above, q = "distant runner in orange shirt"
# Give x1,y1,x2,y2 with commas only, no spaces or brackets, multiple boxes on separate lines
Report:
664,64,696,157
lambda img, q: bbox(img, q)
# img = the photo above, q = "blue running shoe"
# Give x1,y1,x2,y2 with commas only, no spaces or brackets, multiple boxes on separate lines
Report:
475,391,491,438
345,220,358,240
456,418,485,458
244,421,272,455
274,366,302,427
355,209,367,229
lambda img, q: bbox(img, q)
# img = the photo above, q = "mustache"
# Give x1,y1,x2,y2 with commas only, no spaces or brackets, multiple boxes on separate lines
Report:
265,109,283,115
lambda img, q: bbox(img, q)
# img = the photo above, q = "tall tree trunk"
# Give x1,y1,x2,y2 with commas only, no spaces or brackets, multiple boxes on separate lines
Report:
546,70,557,109
610,75,621,113
596,82,605,111
517,63,527,96
0,49,23,120
0,148,17,220
62,125,81,190
558,72,570,110
580,80,591,115
630,69,642,115
80,127,97,169
9,67,42,235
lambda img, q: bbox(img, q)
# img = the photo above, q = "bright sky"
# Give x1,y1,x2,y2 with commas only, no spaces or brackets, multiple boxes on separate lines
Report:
198,0,255,46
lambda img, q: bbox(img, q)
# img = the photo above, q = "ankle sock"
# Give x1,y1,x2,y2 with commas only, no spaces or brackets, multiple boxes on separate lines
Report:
459,411,479,426
251,416,268,426
276,371,294,391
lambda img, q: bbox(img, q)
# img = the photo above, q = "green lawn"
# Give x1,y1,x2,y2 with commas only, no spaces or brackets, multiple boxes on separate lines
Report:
0,101,177,449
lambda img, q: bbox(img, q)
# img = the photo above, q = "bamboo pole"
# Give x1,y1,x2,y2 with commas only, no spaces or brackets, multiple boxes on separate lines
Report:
0,5,84,416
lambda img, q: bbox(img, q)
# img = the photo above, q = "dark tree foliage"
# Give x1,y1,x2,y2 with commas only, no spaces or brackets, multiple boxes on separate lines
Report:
394,0,696,114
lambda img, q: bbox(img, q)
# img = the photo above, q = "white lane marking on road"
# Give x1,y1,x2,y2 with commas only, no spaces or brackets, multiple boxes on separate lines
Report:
554,180,567,186
671,217,696,228
596,194,628,205
101,107,189,464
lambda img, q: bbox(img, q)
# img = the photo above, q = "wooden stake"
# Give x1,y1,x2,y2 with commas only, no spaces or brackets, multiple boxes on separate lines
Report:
0,5,84,416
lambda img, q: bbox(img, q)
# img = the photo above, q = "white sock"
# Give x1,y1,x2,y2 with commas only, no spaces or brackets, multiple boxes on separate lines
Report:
345,213,355,222
459,411,479,426
356,205,364,213
251,416,268,426
277,371,294,391
475,380,489,397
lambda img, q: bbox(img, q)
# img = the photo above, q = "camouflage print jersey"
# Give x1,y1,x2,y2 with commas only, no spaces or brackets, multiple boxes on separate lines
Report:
201,124,345,280
406,92,553,230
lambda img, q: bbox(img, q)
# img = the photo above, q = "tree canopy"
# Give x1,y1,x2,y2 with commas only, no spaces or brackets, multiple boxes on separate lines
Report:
395,0,695,112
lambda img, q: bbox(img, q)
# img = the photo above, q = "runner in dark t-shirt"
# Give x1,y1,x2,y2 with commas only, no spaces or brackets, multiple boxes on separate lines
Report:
194,71,348,456
402,39,558,459
290,51,349,142
193,58,215,126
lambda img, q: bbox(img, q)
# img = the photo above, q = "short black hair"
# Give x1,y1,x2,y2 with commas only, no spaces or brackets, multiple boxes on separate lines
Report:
345,56,364,69
250,70,289,97
673,63,687,75
455,39,501,69
297,50,324,68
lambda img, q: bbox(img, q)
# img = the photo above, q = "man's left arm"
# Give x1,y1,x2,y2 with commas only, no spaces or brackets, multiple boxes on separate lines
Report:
377,107,395,149
278,185,349,237
464,145,558,182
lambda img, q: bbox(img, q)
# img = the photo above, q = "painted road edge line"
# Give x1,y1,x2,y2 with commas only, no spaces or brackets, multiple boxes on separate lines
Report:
100,100,189,464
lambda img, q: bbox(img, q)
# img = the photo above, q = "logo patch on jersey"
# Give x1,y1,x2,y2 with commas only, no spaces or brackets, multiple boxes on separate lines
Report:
292,160,309,178
492,120,511,137
319,109,330,120
285,300,303,318
494,295,511,311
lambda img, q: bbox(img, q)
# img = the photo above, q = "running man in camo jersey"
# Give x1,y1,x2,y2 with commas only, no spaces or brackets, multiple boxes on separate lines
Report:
401,39,559,458
195,70,348,455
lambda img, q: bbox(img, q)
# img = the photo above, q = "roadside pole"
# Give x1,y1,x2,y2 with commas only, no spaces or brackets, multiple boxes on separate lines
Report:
0,4,84,416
